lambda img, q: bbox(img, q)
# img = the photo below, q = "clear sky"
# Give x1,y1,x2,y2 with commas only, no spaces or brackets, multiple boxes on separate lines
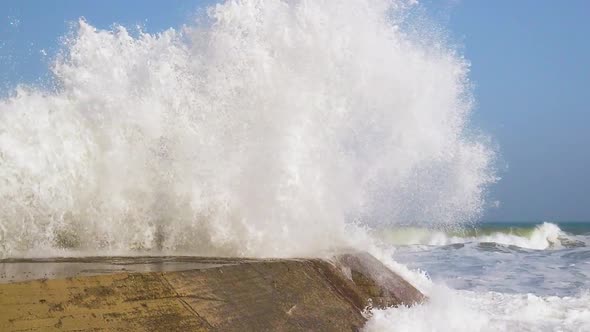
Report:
434,0,590,222
1,0,588,222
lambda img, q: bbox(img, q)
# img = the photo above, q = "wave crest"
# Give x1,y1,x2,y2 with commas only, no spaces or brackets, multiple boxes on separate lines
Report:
376,223,584,250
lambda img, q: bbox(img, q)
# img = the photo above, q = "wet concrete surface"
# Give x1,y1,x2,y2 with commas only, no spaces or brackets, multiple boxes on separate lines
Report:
0,253,425,331
0,256,256,283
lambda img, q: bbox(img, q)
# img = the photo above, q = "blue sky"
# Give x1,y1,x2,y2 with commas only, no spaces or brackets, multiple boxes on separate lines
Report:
437,1,590,222
1,0,588,222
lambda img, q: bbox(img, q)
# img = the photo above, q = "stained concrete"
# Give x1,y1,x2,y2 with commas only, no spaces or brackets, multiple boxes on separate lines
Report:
0,253,424,331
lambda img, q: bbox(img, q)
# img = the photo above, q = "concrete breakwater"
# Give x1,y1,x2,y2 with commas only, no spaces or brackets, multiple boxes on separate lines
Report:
0,253,424,331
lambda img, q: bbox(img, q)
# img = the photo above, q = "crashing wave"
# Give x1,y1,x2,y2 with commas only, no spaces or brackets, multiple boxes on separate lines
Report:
0,0,496,258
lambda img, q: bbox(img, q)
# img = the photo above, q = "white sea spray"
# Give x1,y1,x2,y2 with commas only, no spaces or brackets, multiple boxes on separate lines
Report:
0,0,496,258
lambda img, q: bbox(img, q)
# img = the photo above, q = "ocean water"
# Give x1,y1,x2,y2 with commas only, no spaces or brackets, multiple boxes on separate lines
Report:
365,222,590,331
0,0,587,331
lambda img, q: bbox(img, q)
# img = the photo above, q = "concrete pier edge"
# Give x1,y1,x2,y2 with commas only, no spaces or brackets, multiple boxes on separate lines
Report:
0,252,425,331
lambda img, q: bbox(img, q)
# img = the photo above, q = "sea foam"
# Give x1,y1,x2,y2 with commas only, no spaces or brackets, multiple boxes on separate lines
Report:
364,287,590,332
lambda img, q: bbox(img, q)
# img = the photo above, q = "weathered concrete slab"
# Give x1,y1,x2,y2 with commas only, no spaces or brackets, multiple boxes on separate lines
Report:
0,253,424,331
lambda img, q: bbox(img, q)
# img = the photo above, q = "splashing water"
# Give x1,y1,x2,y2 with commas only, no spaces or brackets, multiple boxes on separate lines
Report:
0,0,496,258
